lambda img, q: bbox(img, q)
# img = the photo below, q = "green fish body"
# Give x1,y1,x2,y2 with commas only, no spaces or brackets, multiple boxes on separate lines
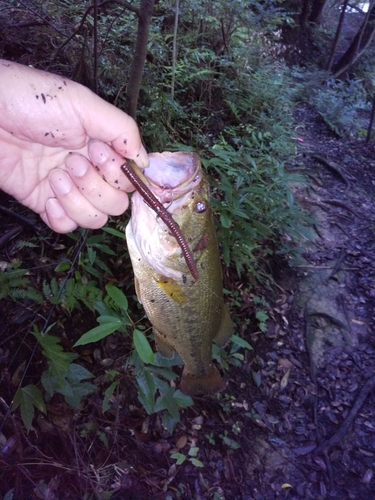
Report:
126,152,233,396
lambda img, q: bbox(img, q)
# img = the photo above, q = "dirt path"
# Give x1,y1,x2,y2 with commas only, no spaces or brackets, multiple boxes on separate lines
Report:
241,104,375,499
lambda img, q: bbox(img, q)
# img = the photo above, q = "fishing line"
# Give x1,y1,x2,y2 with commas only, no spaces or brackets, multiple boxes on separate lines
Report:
0,229,89,432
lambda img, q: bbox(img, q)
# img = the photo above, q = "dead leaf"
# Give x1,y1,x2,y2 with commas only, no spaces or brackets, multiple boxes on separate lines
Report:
176,435,188,449
278,358,293,369
350,318,366,325
280,369,291,390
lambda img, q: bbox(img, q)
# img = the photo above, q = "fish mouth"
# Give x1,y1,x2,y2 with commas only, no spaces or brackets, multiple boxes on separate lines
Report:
143,152,202,204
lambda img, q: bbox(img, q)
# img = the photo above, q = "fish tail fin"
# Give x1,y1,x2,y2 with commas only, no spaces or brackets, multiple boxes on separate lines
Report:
180,364,225,396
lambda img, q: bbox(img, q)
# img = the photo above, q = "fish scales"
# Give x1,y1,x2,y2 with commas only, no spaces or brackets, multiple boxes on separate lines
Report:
126,152,233,396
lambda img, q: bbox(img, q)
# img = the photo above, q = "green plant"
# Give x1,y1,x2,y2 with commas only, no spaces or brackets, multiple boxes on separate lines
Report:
10,325,97,432
213,332,253,370
309,77,369,137
11,384,46,433
73,283,194,434
220,430,241,450
0,261,44,304
129,347,194,434
34,326,97,408
170,446,204,467
205,432,216,445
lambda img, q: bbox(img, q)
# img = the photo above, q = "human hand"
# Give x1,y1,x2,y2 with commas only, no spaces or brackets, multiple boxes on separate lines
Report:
0,59,148,232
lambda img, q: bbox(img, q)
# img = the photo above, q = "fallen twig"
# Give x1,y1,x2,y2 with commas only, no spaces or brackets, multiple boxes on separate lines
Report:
0,226,23,249
314,374,375,455
0,205,39,230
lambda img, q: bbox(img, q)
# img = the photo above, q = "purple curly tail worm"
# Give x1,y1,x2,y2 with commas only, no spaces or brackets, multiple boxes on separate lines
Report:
121,159,199,281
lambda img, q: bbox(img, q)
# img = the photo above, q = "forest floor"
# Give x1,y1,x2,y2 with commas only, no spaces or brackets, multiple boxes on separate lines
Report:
1,105,375,499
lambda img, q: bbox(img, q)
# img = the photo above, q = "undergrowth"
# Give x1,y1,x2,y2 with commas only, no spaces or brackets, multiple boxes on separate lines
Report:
0,0,309,452
291,67,371,138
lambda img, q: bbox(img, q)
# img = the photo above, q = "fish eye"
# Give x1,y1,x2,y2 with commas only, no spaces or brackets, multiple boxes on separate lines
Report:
195,200,207,213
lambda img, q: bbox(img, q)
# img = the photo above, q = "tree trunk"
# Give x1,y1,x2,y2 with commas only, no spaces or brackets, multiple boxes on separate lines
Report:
325,0,350,71
309,0,327,24
125,0,156,118
333,1,375,78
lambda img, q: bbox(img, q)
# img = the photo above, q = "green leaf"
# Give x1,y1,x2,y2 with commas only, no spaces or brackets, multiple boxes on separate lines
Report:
63,375,96,408
105,285,128,310
135,364,156,414
138,389,155,415
231,334,253,351
33,329,77,384
41,364,96,409
252,220,272,236
220,212,232,228
173,390,194,408
159,393,180,420
102,380,118,413
256,310,269,332
221,433,241,449
133,329,155,364
54,260,71,272
97,315,122,324
102,226,126,239
190,458,204,467
162,411,180,434
188,447,199,457
11,385,46,433
87,247,96,266
73,319,122,346
148,366,179,381
171,452,186,465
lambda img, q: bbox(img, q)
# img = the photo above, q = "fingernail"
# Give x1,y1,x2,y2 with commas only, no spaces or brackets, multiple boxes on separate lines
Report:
46,198,65,218
67,156,89,178
88,140,110,165
49,170,72,195
138,144,149,169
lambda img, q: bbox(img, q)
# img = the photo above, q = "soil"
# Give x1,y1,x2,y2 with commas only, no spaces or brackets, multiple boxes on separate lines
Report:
1,106,375,500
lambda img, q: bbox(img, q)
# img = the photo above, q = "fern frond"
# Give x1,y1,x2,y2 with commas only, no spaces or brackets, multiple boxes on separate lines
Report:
9,287,44,304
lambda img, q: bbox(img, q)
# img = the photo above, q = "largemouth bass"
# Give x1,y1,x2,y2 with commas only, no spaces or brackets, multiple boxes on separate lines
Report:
126,152,233,396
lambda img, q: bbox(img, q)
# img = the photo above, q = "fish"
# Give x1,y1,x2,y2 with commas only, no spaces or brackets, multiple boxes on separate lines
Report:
125,151,233,396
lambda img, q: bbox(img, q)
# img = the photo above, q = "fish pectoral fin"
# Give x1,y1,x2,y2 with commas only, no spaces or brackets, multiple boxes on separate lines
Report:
154,328,175,359
180,364,225,396
213,305,234,347
154,276,187,304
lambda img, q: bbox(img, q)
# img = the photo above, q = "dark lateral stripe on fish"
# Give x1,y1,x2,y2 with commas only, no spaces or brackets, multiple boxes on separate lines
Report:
121,159,199,281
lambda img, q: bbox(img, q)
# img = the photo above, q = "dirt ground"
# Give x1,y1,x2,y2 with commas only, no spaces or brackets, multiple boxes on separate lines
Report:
1,105,375,499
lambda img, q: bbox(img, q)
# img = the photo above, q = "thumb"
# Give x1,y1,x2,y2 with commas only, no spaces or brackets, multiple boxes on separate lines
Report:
76,85,149,169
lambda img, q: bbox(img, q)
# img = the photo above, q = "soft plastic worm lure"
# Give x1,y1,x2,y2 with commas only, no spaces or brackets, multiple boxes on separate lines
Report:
121,159,199,281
